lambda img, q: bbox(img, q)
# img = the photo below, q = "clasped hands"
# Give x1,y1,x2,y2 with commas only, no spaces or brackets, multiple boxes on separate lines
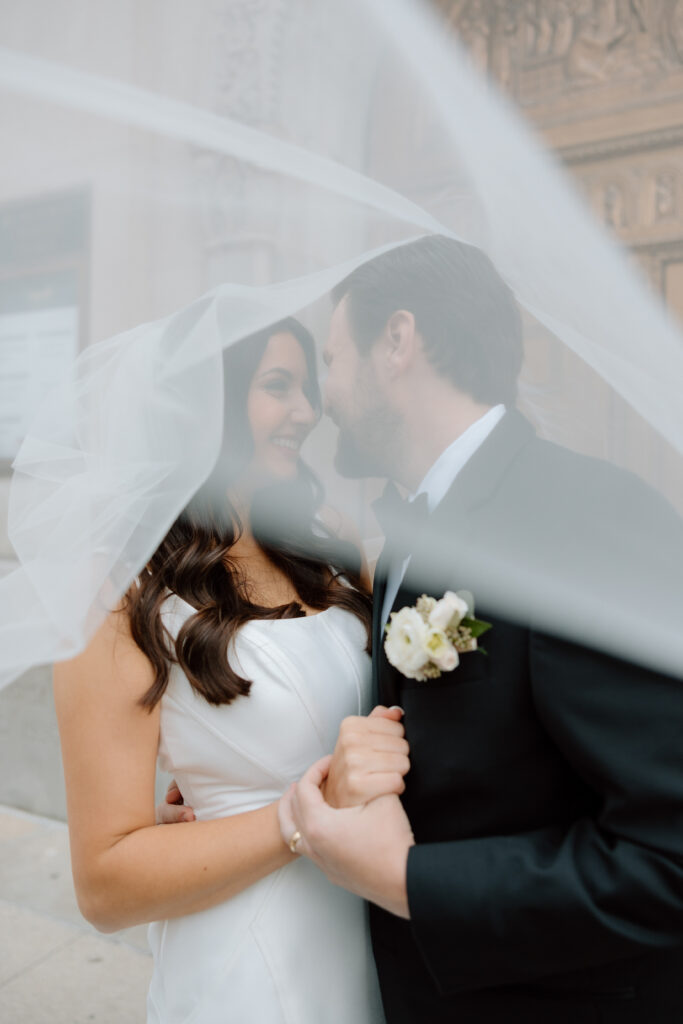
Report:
157,705,415,919
278,706,415,919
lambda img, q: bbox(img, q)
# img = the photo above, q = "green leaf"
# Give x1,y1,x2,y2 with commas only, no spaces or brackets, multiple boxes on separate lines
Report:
463,616,492,639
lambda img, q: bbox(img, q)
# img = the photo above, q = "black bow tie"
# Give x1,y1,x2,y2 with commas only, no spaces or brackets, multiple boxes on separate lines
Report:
372,482,430,565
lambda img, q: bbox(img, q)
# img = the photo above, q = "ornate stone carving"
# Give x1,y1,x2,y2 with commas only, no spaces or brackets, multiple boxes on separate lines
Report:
190,0,290,283
210,0,288,125
654,171,677,220
190,1,378,288
441,0,683,102
571,162,683,235
603,180,628,227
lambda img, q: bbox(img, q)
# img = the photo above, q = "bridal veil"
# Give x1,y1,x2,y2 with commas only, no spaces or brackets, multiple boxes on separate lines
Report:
1,0,682,686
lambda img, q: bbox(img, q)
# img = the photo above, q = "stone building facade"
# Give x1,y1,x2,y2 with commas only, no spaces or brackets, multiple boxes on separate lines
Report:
432,1,683,511
439,0,683,319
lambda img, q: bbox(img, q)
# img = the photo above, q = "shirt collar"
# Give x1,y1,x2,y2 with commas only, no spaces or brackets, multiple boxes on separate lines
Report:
411,404,506,512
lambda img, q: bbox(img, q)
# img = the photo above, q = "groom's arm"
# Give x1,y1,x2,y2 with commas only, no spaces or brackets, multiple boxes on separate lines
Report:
407,632,683,994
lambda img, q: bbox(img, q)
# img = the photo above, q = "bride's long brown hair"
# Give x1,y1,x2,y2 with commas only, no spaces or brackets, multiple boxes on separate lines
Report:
124,318,372,710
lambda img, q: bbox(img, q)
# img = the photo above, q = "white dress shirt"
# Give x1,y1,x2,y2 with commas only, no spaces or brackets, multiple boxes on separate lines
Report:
381,404,505,627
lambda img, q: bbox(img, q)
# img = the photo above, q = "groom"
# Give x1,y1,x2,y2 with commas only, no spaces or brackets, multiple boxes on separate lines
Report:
283,235,683,1022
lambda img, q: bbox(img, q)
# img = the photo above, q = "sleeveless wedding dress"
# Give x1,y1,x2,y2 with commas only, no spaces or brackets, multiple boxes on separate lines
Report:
147,593,385,1024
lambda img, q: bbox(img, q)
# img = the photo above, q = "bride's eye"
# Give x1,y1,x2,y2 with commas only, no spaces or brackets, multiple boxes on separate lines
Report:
263,377,289,395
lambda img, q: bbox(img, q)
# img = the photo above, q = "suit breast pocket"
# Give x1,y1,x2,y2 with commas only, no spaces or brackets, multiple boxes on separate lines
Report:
399,648,488,695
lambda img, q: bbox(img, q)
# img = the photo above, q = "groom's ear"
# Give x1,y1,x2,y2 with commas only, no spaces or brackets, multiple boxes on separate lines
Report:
383,310,418,379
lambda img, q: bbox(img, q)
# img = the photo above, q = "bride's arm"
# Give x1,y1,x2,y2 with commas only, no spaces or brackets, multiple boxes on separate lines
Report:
53,609,296,934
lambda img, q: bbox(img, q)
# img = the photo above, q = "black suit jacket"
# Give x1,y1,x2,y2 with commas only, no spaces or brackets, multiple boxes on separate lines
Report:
370,411,683,1024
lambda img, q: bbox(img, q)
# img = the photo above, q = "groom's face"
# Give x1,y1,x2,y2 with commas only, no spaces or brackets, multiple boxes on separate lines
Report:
323,296,398,479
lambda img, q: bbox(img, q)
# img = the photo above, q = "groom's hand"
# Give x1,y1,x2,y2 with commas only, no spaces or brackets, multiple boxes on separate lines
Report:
281,757,415,919
323,705,410,809
156,779,196,824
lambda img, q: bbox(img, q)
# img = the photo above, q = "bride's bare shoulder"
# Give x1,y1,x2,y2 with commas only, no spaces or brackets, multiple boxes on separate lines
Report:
52,603,155,705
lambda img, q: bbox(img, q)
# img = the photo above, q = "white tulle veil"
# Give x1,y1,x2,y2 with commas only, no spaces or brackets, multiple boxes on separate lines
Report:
1,0,682,688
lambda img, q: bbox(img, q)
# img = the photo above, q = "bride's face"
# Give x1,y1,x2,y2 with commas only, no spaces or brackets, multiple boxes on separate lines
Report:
245,331,319,484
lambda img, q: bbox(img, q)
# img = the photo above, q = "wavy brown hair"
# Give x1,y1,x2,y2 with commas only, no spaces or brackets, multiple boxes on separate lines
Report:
124,318,372,710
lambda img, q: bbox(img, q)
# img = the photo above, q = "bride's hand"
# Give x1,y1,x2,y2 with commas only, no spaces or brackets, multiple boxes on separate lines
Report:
322,706,410,809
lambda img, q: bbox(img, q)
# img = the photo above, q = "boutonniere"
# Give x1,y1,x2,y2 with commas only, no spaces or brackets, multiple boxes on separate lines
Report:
384,591,491,681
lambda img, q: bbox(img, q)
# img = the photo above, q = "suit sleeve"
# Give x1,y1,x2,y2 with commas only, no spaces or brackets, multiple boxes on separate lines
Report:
406,631,683,994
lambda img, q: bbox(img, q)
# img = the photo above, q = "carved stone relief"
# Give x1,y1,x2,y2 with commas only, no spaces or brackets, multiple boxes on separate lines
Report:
572,160,683,236
190,0,289,284
189,2,381,289
603,180,628,227
654,170,677,220
441,0,683,103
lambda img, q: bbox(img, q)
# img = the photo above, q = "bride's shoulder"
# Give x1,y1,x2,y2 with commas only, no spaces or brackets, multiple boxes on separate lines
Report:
53,603,155,706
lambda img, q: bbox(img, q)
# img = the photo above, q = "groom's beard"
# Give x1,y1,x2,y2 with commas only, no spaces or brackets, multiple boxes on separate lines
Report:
333,405,401,480
334,428,379,478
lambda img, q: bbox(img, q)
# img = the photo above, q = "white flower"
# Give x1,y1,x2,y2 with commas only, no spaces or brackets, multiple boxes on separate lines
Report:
416,594,437,620
428,590,469,632
423,628,460,672
385,607,430,678
385,591,487,681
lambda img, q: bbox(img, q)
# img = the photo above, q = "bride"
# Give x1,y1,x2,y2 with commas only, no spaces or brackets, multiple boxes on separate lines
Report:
53,317,408,1023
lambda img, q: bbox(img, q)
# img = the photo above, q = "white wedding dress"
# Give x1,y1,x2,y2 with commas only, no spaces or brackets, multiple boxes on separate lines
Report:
147,593,385,1024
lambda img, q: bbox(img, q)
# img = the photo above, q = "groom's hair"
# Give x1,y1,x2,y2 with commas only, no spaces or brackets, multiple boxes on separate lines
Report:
331,235,523,407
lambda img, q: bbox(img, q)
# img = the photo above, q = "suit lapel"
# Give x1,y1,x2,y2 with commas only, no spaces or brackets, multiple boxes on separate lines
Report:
428,409,533,523
400,409,534,597
371,544,390,704
373,410,536,703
